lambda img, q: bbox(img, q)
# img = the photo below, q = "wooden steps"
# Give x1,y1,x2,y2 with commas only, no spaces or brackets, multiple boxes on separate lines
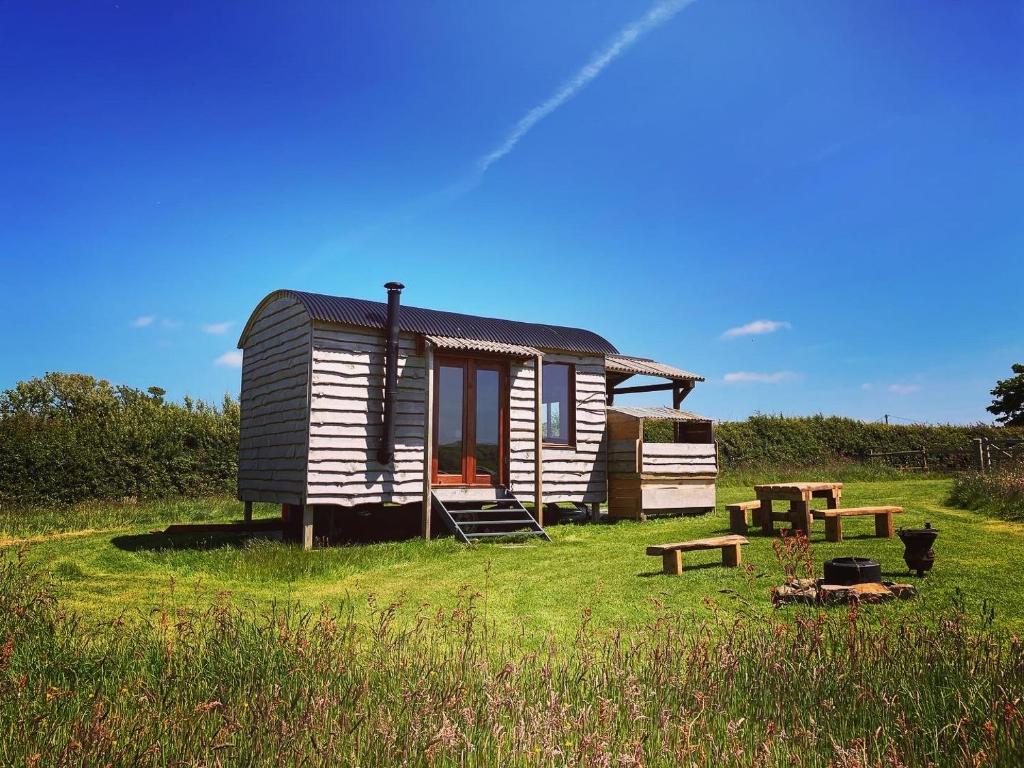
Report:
431,488,550,544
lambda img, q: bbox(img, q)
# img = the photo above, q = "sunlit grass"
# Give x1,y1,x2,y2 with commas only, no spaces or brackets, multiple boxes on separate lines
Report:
1,548,1021,767
6,479,1024,637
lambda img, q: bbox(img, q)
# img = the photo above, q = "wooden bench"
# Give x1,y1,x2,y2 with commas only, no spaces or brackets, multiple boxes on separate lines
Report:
815,506,904,542
646,535,750,575
727,500,764,533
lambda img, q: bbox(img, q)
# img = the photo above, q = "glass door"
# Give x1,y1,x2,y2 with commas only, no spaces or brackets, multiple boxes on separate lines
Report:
432,357,507,486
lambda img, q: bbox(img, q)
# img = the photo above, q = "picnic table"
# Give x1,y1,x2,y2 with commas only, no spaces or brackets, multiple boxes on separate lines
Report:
754,482,843,535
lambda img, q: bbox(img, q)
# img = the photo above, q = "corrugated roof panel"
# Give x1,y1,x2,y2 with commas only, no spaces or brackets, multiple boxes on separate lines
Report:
606,406,712,422
606,354,704,382
425,335,540,358
239,289,618,355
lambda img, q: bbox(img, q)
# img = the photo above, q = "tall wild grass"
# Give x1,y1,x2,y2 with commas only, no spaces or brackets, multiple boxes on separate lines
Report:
950,468,1024,522
1,549,1021,767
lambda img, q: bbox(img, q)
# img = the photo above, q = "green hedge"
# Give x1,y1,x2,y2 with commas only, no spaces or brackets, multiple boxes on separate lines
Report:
647,414,1024,470
0,373,238,506
5,372,1023,506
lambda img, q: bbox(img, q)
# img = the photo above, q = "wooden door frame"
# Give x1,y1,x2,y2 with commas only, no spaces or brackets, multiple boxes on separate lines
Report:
431,354,509,487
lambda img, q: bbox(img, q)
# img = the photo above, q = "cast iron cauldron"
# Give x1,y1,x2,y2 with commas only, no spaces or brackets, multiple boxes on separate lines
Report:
897,522,938,577
822,557,882,586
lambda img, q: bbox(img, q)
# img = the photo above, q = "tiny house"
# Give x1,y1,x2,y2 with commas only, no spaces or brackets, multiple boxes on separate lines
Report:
237,284,715,546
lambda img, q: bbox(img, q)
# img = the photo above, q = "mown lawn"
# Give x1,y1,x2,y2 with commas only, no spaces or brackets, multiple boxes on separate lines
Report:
4,477,1023,636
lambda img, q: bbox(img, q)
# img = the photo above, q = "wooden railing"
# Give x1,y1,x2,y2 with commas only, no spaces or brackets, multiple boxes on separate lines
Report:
608,440,717,476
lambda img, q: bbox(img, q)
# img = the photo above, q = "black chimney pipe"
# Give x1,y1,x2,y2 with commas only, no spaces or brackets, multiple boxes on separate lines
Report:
378,281,404,465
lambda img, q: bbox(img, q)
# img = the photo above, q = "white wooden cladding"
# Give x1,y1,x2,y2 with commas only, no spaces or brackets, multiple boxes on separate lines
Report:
239,307,615,508
306,325,426,506
238,296,311,505
607,439,718,475
510,353,607,504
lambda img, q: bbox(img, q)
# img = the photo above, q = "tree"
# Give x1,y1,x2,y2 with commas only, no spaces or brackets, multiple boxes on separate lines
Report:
987,363,1024,426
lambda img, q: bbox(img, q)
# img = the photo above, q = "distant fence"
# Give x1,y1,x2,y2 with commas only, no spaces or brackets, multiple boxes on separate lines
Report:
867,437,1023,473
976,437,1024,472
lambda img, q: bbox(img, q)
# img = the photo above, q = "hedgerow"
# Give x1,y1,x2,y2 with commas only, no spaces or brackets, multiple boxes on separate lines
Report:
648,414,1023,470
0,373,238,506
4,372,1024,506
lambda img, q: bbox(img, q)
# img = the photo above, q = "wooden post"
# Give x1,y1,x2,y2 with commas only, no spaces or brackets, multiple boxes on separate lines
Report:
301,505,314,550
874,512,894,538
759,497,774,535
243,500,252,523
662,550,683,575
533,354,544,526
589,502,600,523
976,438,986,473
792,497,813,535
421,342,435,540
728,507,747,534
921,447,928,471
824,515,843,543
721,544,741,567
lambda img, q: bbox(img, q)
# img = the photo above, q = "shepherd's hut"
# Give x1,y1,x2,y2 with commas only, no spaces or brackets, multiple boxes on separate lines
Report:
237,284,716,546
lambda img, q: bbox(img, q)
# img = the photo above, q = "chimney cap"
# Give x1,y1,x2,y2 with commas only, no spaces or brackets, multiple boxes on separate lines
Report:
384,281,405,291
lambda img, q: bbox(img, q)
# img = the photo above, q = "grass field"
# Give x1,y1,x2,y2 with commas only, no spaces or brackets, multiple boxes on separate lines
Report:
4,477,1024,766
4,477,1023,635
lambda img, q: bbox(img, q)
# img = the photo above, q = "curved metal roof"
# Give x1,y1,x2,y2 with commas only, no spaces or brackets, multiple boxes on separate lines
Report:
239,289,618,355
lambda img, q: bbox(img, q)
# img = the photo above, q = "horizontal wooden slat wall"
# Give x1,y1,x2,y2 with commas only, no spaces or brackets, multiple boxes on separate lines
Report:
509,353,606,504
306,325,426,506
238,296,311,505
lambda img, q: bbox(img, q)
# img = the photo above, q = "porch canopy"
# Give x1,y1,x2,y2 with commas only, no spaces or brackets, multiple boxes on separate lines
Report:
423,334,540,358
605,405,711,422
605,354,704,408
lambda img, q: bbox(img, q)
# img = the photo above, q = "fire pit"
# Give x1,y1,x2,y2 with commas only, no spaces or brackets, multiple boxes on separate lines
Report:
822,557,882,586
897,522,938,577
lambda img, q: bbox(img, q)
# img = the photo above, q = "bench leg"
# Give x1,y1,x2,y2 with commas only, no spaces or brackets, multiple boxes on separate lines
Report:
825,516,843,543
791,499,813,535
875,513,894,538
722,544,741,567
729,507,747,534
662,550,683,575
759,498,774,535
751,505,765,527
827,491,840,510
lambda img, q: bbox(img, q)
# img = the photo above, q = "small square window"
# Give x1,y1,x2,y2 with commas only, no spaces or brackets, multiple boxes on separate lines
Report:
542,362,575,445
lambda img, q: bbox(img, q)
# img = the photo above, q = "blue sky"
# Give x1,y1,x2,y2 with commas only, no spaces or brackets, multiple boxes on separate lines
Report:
1,0,1021,423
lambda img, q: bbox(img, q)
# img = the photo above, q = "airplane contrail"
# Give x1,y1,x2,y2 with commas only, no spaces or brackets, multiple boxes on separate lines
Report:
476,0,698,175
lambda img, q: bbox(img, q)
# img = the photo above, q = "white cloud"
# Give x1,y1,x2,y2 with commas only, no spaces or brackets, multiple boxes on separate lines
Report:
888,383,921,395
161,318,183,330
476,0,696,176
202,321,233,335
723,371,798,384
860,383,873,391
131,315,155,328
722,319,791,339
214,350,244,368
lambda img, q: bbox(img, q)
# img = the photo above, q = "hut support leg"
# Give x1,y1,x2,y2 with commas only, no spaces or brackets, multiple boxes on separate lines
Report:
243,501,252,523
301,506,314,550
590,502,601,523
